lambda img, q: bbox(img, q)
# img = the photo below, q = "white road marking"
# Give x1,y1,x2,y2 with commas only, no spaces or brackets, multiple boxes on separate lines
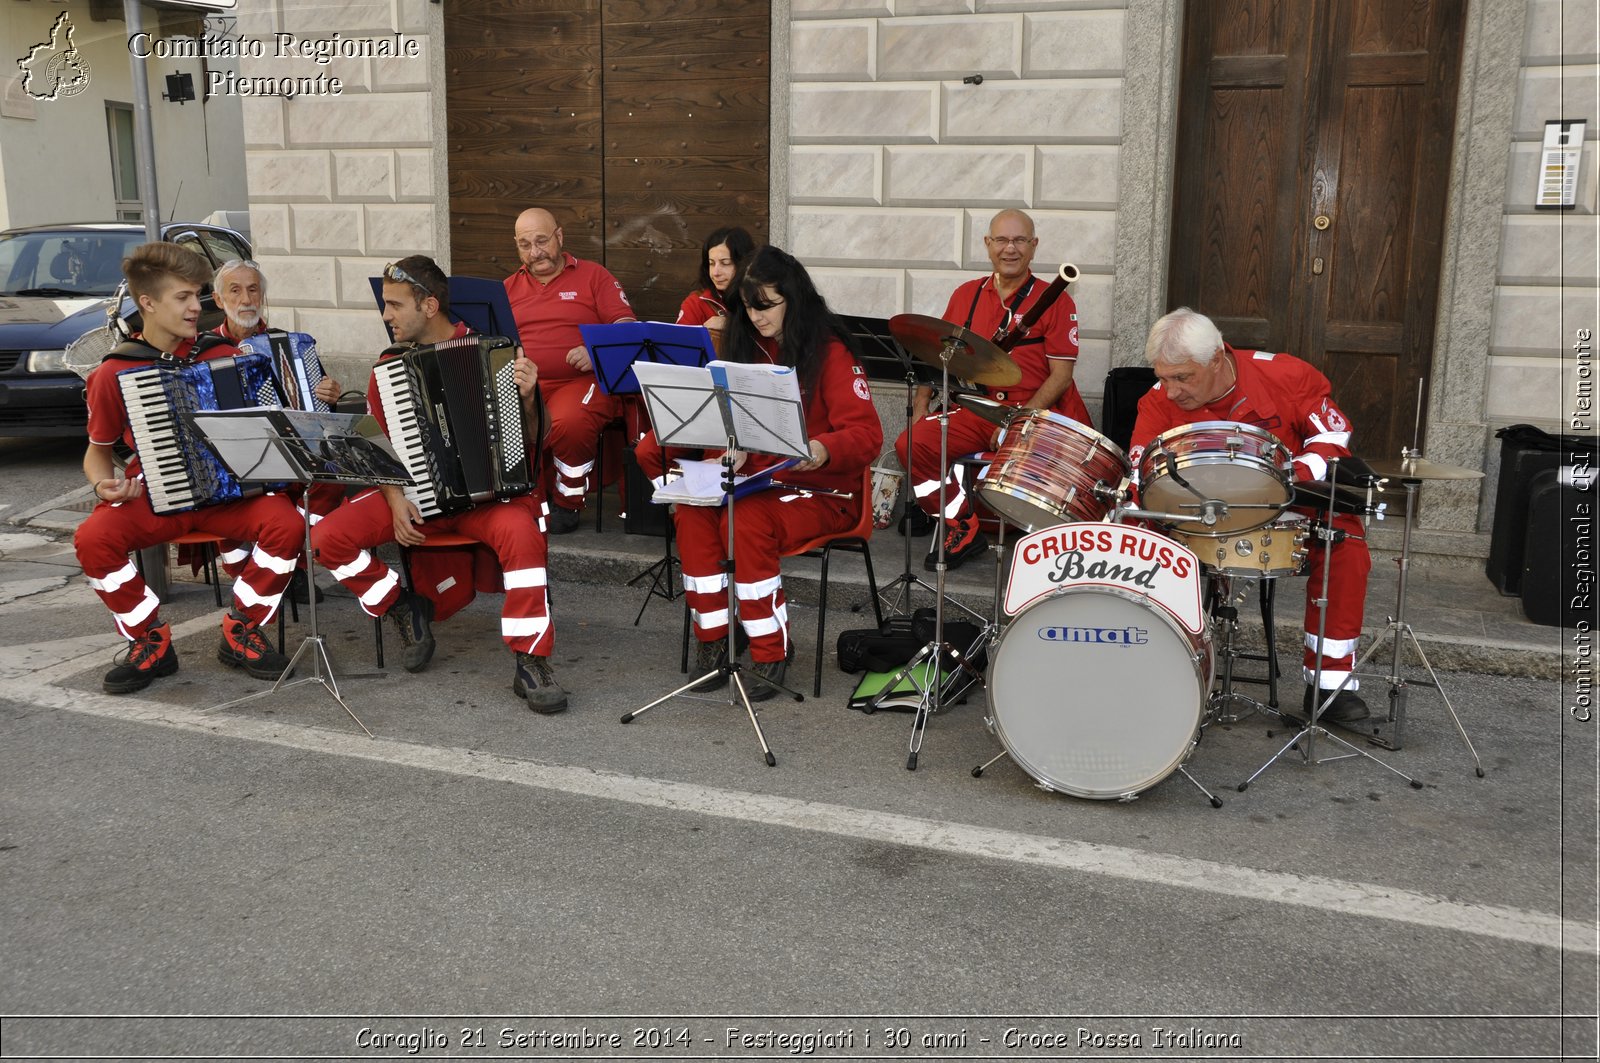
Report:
1,623,1593,958
9,483,94,525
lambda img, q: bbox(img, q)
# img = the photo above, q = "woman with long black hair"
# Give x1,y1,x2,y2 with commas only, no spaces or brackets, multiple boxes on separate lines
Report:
637,245,883,696
675,225,757,335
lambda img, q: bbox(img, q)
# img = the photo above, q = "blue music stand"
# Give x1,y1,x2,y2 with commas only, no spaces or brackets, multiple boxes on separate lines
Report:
581,321,717,397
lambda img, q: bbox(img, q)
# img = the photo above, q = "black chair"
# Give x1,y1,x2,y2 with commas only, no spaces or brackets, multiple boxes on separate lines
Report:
1100,365,1158,453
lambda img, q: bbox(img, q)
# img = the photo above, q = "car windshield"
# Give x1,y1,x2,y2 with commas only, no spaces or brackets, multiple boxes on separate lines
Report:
0,230,143,297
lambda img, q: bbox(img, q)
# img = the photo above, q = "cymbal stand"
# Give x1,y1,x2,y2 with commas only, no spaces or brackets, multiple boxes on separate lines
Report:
621,438,803,767
877,365,943,617
1239,457,1421,792
1342,475,1483,774
893,338,969,770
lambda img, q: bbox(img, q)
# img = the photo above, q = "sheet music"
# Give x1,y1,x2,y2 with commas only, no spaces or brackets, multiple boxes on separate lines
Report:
633,361,729,449
187,409,412,486
708,360,809,459
650,457,802,506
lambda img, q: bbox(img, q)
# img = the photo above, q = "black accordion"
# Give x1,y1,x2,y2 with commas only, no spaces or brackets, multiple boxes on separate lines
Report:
371,334,536,518
116,349,284,515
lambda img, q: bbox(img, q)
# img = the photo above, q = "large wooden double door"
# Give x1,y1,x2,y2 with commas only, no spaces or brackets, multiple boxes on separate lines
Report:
442,1,771,325
1167,0,1466,461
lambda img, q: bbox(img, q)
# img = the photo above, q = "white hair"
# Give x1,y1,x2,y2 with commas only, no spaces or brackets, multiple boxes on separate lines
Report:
213,258,265,300
1144,307,1223,366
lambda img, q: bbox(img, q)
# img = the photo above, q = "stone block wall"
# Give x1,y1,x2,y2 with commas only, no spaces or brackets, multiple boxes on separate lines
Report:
1485,0,1600,430
235,0,445,386
785,1,1124,422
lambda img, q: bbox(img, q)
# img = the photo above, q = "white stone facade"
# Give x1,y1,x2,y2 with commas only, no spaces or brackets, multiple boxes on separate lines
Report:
785,1,1122,409
236,0,445,385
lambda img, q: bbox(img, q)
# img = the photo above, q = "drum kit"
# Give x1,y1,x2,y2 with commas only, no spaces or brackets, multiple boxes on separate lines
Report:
875,315,1486,804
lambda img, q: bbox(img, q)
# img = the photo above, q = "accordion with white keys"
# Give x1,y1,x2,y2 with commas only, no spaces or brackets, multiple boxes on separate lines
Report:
236,331,332,412
116,348,285,515
371,334,536,519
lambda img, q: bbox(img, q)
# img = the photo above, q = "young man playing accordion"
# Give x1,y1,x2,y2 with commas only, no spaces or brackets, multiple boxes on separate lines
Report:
308,255,567,712
75,242,300,694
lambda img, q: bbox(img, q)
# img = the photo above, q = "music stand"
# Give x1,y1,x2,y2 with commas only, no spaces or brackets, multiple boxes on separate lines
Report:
184,407,414,735
583,321,720,623
620,359,810,766
840,314,948,617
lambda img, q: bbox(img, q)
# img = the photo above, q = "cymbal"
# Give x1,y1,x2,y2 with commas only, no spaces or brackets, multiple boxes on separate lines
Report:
953,392,1020,428
1366,454,1486,481
888,313,1021,387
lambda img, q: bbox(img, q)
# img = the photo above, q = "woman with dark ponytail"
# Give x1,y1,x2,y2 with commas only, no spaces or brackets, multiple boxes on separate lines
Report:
676,225,757,335
636,245,883,696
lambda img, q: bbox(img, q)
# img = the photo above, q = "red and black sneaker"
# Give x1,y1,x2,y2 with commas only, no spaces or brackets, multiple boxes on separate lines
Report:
103,622,179,694
217,612,291,680
924,513,989,572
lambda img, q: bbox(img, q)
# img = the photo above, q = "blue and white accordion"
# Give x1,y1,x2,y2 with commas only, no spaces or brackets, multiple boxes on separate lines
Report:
117,351,285,515
236,330,331,412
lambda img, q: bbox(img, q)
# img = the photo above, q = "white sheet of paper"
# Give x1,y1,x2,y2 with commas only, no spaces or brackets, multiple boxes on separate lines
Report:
708,360,808,459
633,361,728,449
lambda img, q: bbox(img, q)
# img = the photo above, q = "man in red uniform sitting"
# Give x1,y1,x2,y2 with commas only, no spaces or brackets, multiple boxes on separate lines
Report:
210,257,344,604
893,208,1090,570
75,242,300,694
309,255,566,712
1128,307,1372,724
503,207,637,534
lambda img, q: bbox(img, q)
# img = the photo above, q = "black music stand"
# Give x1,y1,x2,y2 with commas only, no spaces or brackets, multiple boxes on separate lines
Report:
620,359,810,766
841,314,947,617
185,407,414,735
583,321,720,622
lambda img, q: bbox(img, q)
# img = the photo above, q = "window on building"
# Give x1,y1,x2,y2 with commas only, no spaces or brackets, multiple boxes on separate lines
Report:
106,103,140,222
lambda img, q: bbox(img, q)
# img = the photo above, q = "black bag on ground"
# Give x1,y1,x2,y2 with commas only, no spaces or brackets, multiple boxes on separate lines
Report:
836,615,919,674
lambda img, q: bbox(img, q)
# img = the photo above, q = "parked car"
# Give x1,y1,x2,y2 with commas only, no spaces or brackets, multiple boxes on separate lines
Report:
0,221,251,436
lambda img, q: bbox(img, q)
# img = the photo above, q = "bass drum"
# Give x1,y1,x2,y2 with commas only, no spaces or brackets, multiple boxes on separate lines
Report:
987,586,1214,800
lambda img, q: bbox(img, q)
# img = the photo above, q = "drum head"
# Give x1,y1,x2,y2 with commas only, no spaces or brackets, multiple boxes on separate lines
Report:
1142,462,1292,534
987,587,1206,799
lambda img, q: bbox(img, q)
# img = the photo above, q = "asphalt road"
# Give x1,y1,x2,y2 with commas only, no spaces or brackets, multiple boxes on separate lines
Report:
0,438,1596,1061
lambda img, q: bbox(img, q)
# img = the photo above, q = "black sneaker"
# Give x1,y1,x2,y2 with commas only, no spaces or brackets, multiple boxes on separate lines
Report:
217,612,291,680
547,506,582,535
924,514,989,571
513,653,568,713
388,590,435,673
693,640,729,689
288,569,324,604
103,622,179,694
1302,685,1370,725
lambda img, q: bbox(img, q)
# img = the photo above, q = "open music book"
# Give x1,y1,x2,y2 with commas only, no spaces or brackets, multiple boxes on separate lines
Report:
652,457,801,507
633,359,809,460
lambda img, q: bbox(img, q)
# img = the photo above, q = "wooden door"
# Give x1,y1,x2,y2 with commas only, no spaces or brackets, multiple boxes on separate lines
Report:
444,1,769,325
1167,0,1465,461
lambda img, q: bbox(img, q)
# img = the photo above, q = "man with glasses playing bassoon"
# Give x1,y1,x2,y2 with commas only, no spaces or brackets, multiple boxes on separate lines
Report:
893,208,1092,571
309,255,568,712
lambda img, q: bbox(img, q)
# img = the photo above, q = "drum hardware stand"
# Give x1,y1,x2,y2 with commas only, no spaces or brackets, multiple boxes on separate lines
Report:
1324,472,1484,775
1239,458,1422,792
1205,575,1282,725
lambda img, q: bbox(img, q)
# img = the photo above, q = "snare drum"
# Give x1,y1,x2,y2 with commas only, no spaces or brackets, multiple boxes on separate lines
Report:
986,586,1214,800
1138,421,1293,535
1174,517,1308,578
976,410,1129,532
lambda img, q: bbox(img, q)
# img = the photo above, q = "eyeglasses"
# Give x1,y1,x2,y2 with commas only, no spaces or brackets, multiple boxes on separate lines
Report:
384,262,435,299
985,236,1037,248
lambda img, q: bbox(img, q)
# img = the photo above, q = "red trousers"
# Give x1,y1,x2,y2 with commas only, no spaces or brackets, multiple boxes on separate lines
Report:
894,408,999,519
544,376,622,512
1299,511,1371,690
74,492,301,639
310,490,553,656
675,492,857,663
219,482,346,577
